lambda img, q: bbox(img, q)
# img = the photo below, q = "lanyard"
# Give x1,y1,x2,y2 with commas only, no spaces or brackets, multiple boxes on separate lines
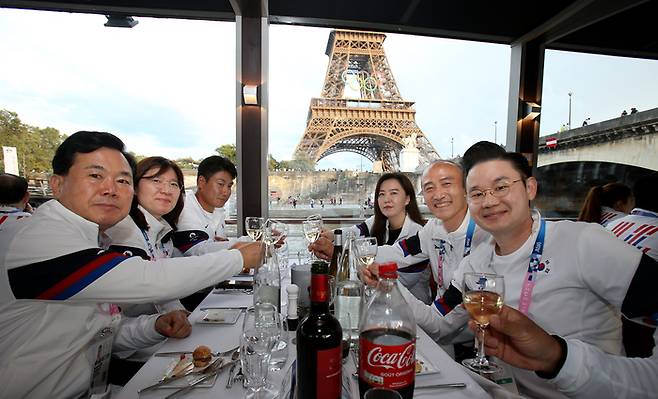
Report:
463,218,476,257
140,229,170,261
518,218,546,315
436,218,476,289
631,209,658,218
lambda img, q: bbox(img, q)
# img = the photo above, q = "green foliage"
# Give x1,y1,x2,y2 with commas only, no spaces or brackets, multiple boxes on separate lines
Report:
174,157,200,170
0,110,66,176
215,144,237,164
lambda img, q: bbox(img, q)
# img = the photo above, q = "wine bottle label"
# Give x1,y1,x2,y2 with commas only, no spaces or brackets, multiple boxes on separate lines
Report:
359,334,416,389
316,346,342,399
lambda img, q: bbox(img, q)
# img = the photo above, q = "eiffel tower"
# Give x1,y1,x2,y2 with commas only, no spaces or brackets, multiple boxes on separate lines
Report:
294,30,440,171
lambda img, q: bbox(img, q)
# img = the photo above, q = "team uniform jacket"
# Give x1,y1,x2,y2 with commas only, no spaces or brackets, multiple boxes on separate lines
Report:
0,205,31,233
600,205,627,227
105,206,187,359
0,200,244,399
605,207,658,260
344,214,432,304
173,192,246,256
376,210,490,299
399,210,656,399
549,329,658,399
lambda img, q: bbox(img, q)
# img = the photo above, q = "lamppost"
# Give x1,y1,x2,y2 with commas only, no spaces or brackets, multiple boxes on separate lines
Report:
569,92,573,130
494,121,497,144
451,137,454,157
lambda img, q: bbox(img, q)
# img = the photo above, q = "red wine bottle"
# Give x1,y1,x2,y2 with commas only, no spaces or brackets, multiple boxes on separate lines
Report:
296,261,343,399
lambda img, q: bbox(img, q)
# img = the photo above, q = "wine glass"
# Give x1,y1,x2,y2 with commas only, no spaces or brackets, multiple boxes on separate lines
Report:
354,237,378,297
246,217,264,241
302,219,322,260
354,237,377,271
461,272,505,374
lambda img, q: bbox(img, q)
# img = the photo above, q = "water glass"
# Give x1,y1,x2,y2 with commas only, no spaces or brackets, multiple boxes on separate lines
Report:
243,303,288,371
241,327,277,398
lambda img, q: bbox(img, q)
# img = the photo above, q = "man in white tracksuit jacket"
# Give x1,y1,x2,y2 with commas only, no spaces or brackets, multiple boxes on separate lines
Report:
0,132,263,398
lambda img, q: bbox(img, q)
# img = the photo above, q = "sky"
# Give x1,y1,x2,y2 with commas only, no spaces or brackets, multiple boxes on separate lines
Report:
1,8,657,170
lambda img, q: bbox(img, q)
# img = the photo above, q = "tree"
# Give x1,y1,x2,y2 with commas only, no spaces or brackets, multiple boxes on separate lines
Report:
215,144,236,164
268,154,280,171
0,109,66,176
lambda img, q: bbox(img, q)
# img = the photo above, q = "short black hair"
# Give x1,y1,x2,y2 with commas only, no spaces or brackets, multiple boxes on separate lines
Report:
197,155,237,181
0,173,28,205
633,172,658,213
462,141,507,178
464,142,532,182
52,131,136,176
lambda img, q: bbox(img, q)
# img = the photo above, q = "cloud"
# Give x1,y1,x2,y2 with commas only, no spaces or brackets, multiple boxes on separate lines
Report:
1,8,657,169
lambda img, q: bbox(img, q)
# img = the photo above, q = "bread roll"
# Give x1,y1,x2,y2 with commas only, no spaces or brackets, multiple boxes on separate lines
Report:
192,345,212,368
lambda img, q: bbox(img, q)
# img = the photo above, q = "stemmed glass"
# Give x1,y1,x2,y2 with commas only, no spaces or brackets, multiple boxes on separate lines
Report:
302,219,322,261
354,237,377,297
246,217,264,241
263,219,288,257
461,272,505,374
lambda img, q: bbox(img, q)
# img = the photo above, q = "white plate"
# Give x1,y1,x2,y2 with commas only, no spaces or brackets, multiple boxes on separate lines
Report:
416,351,440,376
156,355,220,389
197,308,243,324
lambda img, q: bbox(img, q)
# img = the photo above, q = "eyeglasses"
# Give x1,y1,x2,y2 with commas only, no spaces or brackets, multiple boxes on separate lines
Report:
467,179,522,204
147,177,181,191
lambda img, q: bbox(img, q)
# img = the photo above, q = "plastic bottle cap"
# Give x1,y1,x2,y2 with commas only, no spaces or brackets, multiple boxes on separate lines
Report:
378,262,398,279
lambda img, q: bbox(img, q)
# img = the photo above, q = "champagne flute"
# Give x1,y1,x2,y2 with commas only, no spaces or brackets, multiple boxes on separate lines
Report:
354,237,377,271
461,272,505,374
302,220,322,261
354,237,378,297
246,217,264,241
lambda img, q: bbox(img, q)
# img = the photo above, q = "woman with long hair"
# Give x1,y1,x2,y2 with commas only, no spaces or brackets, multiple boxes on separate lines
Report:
578,182,634,226
337,172,431,303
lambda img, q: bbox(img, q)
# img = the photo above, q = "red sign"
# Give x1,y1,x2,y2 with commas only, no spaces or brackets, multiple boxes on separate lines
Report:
546,137,558,149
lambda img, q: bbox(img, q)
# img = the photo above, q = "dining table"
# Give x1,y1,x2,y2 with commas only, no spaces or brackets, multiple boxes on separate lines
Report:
115,273,491,399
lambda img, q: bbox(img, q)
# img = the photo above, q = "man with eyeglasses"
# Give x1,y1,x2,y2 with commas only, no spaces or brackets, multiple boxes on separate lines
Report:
364,143,658,398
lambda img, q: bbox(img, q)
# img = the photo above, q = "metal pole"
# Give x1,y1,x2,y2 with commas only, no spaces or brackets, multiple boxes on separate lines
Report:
568,92,573,130
494,121,497,144
451,137,454,157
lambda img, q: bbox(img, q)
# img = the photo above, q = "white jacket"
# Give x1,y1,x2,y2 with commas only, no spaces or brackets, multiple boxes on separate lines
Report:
606,207,658,260
0,206,31,233
344,214,432,304
399,211,645,399
0,200,244,399
174,191,245,256
376,210,490,298
551,330,658,398
104,207,188,360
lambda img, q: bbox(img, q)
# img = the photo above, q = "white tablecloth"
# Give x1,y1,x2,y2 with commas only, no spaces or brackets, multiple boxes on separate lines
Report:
115,289,490,399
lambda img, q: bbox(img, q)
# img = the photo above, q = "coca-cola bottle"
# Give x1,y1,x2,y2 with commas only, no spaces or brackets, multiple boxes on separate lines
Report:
358,262,416,399
296,261,343,399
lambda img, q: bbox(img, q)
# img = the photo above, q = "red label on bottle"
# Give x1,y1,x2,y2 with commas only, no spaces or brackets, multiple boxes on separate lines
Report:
359,336,416,389
311,274,329,303
316,346,342,399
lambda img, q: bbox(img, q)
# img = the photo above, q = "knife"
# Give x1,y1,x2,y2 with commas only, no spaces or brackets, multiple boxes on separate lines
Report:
415,382,467,390
138,358,223,393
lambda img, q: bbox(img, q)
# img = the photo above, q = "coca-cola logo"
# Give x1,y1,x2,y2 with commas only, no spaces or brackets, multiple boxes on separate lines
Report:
366,343,415,370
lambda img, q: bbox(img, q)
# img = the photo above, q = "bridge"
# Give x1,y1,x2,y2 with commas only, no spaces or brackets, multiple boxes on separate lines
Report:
538,107,658,170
